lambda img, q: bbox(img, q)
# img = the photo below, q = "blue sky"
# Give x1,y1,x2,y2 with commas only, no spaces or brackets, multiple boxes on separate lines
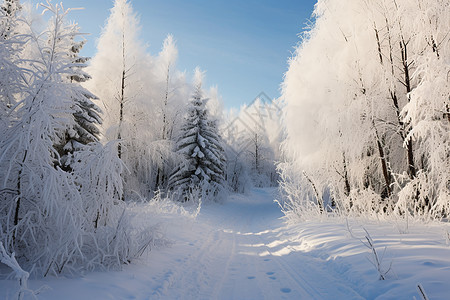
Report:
60,0,317,109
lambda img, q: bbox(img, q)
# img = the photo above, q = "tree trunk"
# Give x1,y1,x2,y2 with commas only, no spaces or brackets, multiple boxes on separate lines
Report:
254,133,259,173
342,152,351,198
373,125,392,198
118,26,126,160
117,68,125,160
303,171,323,213
155,65,171,190
399,39,417,179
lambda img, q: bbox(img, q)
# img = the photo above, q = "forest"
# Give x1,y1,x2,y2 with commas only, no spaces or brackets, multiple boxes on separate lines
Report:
280,0,449,221
0,0,281,279
0,0,448,297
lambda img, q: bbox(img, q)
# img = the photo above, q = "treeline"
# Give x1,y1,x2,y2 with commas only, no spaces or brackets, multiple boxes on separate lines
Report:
280,0,449,220
224,97,283,193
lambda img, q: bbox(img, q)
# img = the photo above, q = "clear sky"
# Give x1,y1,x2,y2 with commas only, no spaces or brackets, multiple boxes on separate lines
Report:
58,0,317,109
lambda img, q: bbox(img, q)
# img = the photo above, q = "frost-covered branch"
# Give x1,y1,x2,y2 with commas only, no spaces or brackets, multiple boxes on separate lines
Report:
0,242,35,300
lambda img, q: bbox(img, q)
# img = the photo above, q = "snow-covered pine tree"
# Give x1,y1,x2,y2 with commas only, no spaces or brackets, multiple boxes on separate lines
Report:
54,36,102,171
0,0,22,124
168,69,226,201
0,0,20,39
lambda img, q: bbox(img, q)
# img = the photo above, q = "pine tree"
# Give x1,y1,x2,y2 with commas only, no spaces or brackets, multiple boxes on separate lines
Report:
54,37,102,170
0,0,22,121
0,0,20,16
168,70,226,201
0,0,20,39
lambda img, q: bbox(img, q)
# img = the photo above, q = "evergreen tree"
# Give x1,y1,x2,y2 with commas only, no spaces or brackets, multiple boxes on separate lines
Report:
0,0,20,39
0,0,20,16
168,70,226,201
0,0,22,122
54,37,102,170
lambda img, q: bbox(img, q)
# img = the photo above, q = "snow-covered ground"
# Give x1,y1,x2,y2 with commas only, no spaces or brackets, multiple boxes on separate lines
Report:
1,188,450,299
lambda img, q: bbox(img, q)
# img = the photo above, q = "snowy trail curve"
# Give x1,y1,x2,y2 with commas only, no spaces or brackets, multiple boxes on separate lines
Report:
153,188,364,300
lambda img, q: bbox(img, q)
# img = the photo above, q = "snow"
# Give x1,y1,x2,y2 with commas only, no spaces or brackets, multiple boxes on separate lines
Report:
1,188,450,299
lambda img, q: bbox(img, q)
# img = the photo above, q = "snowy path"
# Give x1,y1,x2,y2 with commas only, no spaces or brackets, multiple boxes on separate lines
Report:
3,188,450,299
0,188,366,299
147,188,363,300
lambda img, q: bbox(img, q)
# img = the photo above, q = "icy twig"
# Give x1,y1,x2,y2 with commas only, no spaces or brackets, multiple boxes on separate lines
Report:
417,283,429,300
362,228,392,280
345,218,358,239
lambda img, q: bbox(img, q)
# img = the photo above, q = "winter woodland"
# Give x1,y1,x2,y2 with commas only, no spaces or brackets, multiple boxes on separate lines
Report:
0,0,449,298
0,0,282,278
280,0,449,221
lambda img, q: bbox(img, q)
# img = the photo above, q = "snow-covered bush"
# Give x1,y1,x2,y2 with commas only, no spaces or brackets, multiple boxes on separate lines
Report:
0,241,36,300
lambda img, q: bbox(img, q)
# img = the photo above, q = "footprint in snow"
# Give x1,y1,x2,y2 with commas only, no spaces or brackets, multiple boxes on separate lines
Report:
263,259,270,261
266,272,275,275
247,276,256,279
280,288,291,293
269,276,276,280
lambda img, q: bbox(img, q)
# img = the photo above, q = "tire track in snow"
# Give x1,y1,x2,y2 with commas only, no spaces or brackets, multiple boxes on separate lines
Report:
209,226,236,299
153,208,238,299
152,188,365,299
152,225,218,298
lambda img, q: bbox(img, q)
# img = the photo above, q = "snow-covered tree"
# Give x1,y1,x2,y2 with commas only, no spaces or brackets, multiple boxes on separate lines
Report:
223,118,252,193
85,0,156,198
0,2,93,274
242,98,280,187
53,34,102,171
0,0,20,39
0,0,20,16
168,69,226,201
0,0,23,124
223,97,282,190
279,0,450,219
152,34,187,191
0,2,150,276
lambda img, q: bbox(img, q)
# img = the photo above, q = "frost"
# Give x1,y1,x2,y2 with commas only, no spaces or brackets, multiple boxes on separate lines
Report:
279,0,450,220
